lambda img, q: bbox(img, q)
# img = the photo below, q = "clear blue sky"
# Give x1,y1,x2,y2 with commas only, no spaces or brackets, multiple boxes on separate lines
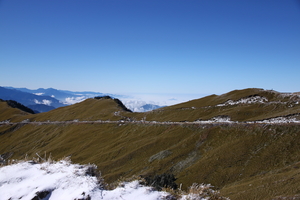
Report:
1,0,300,95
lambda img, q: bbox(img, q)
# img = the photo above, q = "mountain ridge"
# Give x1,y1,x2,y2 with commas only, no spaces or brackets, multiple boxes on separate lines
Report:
1,88,300,200
2,88,300,123
2,86,161,113
138,88,300,122
0,87,65,112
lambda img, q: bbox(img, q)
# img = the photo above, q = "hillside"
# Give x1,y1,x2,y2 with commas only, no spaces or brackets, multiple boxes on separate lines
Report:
25,96,131,122
136,88,300,122
2,86,162,112
0,99,33,122
1,88,300,200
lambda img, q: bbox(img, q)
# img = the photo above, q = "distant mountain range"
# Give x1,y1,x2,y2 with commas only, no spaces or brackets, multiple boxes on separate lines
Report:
3,86,108,102
0,86,162,113
141,104,162,111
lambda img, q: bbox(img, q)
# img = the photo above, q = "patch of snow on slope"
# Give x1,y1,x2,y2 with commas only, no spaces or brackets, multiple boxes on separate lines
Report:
279,92,300,98
196,116,235,123
216,96,268,107
0,160,171,200
0,160,101,200
180,183,230,200
255,116,300,124
101,181,169,200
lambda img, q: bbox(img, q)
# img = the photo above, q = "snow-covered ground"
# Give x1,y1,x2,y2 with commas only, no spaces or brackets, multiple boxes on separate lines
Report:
0,160,170,200
255,116,300,124
216,96,268,107
195,116,234,123
194,115,300,124
0,160,225,200
215,94,300,108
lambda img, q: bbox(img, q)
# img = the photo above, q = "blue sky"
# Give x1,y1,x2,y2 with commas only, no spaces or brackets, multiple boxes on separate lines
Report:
1,0,300,96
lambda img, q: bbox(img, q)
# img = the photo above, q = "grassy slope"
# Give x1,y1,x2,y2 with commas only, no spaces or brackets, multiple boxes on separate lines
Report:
0,100,31,122
136,88,300,122
28,98,126,122
1,123,300,199
1,89,300,199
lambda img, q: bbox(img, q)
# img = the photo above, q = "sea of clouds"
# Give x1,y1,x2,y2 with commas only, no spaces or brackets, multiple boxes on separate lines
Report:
119,93,205,112
60,93,206,112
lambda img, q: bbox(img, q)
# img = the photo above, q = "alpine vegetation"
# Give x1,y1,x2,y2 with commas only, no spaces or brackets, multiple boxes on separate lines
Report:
1,88,300,200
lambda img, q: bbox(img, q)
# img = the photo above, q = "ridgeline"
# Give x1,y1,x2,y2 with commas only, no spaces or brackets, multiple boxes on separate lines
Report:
1,88,300,200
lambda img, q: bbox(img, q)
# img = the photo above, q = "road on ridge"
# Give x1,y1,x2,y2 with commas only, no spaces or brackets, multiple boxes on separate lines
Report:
1,119,299,126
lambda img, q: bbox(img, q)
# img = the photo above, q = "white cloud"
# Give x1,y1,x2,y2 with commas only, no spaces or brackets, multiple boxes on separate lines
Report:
34,99,52,106
63,96,86,105
42,99,52,106
34,93,44,96
119,93,206,112
122,100,149,112
55,93,206,112
169,98,177,101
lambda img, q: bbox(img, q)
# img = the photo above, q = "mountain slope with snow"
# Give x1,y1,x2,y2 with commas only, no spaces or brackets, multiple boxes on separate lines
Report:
1,88,300,200
141,88,300,122
0,159,228,200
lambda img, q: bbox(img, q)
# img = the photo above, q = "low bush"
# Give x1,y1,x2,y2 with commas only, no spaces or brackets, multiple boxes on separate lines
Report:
144,173,178,191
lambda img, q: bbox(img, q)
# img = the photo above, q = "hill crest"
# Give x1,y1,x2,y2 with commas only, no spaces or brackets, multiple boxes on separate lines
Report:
1,88,300,123
1,88,300,200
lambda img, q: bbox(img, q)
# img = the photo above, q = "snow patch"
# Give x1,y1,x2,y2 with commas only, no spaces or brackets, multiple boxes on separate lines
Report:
255,116,300,124
0,160,101,200
196,116,235,123
279,92,300,98
216,96,268,107
194,115,300,124
101,181,170,200
0,160,170,200
180,183,229,200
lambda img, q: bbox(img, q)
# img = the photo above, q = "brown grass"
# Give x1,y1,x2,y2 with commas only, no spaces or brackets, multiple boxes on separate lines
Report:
1,88,300,199
185,183,229,200
1,123,300,199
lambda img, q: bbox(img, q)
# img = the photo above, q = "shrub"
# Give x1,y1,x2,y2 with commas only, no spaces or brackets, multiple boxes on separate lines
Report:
6,100,35,114
94,96,112,100
144,173,178,191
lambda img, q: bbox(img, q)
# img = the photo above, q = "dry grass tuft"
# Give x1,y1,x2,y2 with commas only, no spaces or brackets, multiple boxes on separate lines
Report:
108,175,147,190
183,183,230,200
